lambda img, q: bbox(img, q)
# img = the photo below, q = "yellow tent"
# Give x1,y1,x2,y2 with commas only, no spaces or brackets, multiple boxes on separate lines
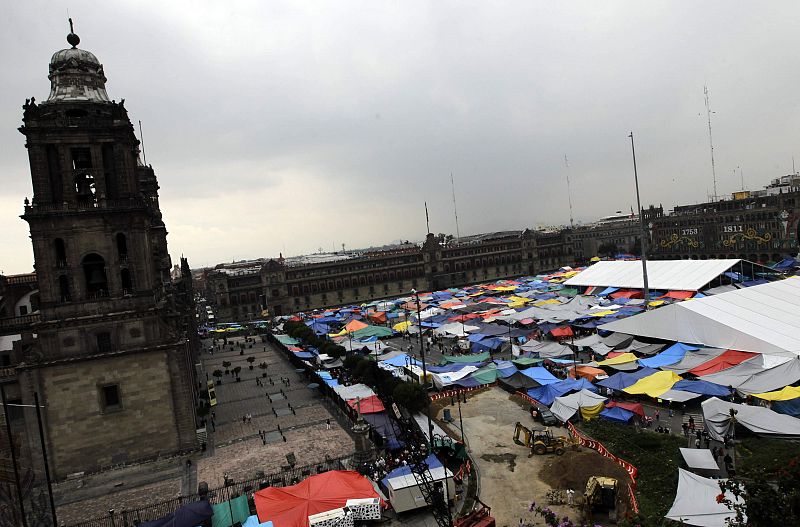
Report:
752,385,800,401
393,321,412,332
596,353,639,366
580,402,605,420
534,299,562,306
590,256,601,262
624,371,682,398
648,300,666,307
329,319,370,338
589,310,617,318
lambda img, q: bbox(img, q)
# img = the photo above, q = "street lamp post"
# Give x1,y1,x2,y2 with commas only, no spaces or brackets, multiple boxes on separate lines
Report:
628,132,651,306
411,289,435,444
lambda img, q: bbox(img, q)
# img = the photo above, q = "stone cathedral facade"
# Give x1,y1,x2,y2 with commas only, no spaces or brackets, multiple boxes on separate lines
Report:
8,28,198,478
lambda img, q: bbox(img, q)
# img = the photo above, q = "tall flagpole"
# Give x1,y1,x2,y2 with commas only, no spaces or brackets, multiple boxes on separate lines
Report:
424,201,431,234
629,132,650,306
451,173,461,243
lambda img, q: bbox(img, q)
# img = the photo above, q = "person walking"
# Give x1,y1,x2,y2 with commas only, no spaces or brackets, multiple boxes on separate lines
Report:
654,408,660,421
326,418,331,430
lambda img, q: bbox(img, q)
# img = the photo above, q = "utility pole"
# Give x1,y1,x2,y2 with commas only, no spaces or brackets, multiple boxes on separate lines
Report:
704,86,718,201
628,132,650,306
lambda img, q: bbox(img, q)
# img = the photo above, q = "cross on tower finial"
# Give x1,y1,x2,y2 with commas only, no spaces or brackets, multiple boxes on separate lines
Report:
66,17,80,48
69,17,74,33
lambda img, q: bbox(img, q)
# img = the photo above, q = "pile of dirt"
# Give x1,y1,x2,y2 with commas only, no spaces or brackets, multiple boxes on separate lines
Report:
539,449,632,492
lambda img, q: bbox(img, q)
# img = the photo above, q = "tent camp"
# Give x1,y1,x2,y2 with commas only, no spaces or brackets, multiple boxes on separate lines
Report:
599,278,800,356
254,471,381,527
699,356,800,394
665,468,743,526
701,397,800,441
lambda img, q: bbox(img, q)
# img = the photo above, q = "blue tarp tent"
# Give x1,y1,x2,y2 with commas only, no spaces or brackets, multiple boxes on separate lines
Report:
305,321,331,335
362,412,404,449
382,353,421,368
471,338,503,354
639,343,698,368
597,367,658,391
468,333,489,343
242,516,274,527
519,367,559,386
672,380,732,397
381,454,443,487
140,501,213,527
773,398,800,417
493,360,518,378
527,378,597,406
599,406,635,423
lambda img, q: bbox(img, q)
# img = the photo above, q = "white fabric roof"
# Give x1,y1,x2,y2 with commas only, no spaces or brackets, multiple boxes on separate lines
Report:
332,383,376,401
599,278,800,356
659,389,703,403
386,466,453,490
433,322,479,337
665,468,743,526
679,448,720,471
701,397,800,441
699,356,800,394
564,259,743,291
550,389,607,422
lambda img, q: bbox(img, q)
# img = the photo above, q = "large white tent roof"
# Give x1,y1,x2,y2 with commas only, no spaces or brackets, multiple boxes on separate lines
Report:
564,259,744,291
665,468,743,526
599,278,800,356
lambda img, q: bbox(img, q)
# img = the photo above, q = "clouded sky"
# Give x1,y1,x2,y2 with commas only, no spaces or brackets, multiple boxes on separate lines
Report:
2,1,799,274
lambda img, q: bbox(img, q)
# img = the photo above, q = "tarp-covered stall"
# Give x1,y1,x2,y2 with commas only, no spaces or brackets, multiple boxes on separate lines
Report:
701,397,800,441
665,468,743,526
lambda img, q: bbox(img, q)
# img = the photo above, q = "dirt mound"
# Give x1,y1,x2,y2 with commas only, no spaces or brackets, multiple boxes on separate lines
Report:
539,449,631,491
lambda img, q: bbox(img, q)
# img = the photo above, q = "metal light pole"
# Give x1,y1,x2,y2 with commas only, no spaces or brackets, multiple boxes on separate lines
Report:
411,289,434,444
1,385,27,527
629,132,650,306
33,392,57,527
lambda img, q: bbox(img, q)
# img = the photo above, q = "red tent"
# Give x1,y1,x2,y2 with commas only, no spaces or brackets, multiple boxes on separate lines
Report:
609,290,643,299
550,326,574,338
688,349,757,376
255,471,382,527
660,290,694,300
346,394,385,414
606,401,646,417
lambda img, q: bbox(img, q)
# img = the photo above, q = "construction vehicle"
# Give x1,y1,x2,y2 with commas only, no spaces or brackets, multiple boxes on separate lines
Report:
513,422,566,456
584,476,618,521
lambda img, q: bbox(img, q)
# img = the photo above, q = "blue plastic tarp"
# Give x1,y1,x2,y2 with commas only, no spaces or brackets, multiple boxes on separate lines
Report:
773,398,800,417
139,501,213,527
518,366,559,386
493,360,518,378
382,353,421,368
468,333,489,343
362,411,404,449
598,287,619,296
638,343,698,368
527,378,597,406
671,379,732,397
597,367,659,391
471,338,504,354
294,352,314,359
242,516,273,527
599,406,635,423
381,454,443,487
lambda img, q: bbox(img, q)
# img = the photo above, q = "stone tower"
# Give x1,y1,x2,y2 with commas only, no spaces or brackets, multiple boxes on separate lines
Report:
16,26,198,477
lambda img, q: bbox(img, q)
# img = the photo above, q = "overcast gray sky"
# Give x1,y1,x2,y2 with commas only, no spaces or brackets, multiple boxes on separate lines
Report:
2,1,799,274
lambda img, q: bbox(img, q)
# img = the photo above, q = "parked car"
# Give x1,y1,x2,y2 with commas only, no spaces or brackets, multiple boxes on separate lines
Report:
530,404,559,426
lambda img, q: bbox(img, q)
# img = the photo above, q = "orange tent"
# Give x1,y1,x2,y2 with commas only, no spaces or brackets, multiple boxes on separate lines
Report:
255,471,382,526
569,365,607,381
344,319,369,333
368,311,387,324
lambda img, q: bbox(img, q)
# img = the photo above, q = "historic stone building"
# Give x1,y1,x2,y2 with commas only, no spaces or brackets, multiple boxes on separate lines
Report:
205,230,539,319
648,177,800,262
2,28,198,480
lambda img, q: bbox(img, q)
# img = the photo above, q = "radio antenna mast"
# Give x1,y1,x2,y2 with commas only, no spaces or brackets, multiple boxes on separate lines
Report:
450,173,461,243
704,85,718,201
564,154,575,228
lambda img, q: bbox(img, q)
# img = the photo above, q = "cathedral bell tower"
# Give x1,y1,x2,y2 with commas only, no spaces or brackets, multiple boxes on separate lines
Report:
16,24,198,477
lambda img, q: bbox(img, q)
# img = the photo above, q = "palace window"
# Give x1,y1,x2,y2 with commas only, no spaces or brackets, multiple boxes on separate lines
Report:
100,384,122,412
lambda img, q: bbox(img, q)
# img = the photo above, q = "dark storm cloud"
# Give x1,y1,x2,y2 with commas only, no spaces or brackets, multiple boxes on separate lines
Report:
2,1,799,272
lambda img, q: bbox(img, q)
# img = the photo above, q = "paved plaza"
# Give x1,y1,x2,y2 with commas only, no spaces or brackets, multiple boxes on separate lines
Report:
52,335,355,525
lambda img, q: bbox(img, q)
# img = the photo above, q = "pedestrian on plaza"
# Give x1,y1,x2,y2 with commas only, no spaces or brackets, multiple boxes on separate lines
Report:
326,418,331,430
688,416,695,431
566,488,575,506
723,452,733,471
681,422,689,436
695,437,701,448
655,408,660,421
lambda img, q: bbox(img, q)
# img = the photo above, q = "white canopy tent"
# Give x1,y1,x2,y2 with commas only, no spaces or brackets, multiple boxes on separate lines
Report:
599,278,800,357
701,397,800,441
550,389,607,422
564,259,751,291
679,449,720,471
665,468,743,526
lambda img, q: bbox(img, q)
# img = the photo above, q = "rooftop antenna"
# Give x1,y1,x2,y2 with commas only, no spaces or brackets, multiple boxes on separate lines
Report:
564,154,575,228
424,201,431,234
738,166,744,191
704,85,718,201
138,120,148,166
450,173,461,243
793,156,796,175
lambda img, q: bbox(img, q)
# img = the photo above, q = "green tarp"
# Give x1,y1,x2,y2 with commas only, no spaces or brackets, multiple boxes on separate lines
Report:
512,357,543,367
443,351,490,363
212,495,249,527
351,326,394,339
275,335,300,346
470,363,500,384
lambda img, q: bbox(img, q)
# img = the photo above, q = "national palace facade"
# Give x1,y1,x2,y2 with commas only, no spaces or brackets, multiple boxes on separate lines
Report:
201,174,800,322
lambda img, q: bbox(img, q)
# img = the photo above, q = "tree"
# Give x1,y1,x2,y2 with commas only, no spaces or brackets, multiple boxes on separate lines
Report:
247,356,255,369
213,369,223,384
232,365,242,381
598,242,618,258
393,381,428,413
718,458,800,526
259,362,268,377
222,360,231,374
343,354,362,371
